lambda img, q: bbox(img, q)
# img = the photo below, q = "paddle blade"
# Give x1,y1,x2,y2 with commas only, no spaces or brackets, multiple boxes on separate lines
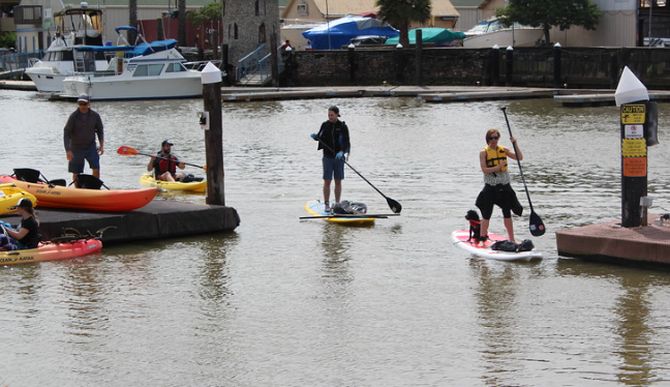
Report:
387,197,402,214
529,211,545,237
117,145,139,156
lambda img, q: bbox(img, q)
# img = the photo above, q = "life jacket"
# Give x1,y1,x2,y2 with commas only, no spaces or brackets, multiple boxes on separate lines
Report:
155,152,178,176
484,145,507,172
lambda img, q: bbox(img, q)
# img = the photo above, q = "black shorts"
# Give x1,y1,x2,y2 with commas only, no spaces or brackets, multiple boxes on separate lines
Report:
475,183,523,219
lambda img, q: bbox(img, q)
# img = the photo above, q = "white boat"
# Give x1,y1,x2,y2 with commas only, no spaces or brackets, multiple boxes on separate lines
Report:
463,18,544,48
61,41,204,101
25,6,109,93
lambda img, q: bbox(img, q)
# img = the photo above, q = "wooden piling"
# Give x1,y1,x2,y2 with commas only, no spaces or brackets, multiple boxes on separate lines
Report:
201,63,225,206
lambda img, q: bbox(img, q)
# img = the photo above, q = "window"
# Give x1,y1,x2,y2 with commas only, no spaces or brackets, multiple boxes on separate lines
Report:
166,62,187,72
255,0,260,16
222,1,225,16
297,0,308,16
234,23,238,40
258,23,266,44
133,63,164,76
659,0,667,6
14,5,42,24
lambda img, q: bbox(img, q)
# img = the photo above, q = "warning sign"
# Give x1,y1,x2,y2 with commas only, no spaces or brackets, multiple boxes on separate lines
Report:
624,124,644,139
623,157,647,177
622,138,647,157
621,104,646,124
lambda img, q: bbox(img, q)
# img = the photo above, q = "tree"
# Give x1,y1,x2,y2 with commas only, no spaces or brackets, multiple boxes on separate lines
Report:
0,32,15,48
497,0,600,46
376,0,431,47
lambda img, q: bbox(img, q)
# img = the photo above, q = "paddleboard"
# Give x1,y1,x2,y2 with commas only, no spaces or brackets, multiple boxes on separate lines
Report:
304,200,375,226
451,230,543,261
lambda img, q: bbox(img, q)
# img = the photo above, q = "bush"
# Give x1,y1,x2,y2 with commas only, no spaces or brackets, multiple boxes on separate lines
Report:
0,32,16,48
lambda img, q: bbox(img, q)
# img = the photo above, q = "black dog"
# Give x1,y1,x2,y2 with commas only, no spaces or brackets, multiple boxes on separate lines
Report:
465,210,481,242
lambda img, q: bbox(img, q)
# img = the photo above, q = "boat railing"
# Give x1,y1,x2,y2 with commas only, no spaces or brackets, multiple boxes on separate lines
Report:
184,59,222,72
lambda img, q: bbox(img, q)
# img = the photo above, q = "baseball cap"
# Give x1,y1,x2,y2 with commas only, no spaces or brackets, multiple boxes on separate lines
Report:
161,139,173,146
328,105,340,117
11,198,33,210
77,94,90,103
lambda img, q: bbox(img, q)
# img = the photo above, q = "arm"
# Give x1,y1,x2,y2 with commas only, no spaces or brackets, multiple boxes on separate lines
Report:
6,227,28,241
480,150,505,174
506,138,522,161
176,157,185,170
64,114,74,152
342,123,351,155
147,156,156,172
95,113,104,155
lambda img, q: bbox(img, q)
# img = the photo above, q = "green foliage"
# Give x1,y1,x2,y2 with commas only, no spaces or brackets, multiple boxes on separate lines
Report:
189,1,222,26
497,0,600,45
376,0,432,47
0,32,16,48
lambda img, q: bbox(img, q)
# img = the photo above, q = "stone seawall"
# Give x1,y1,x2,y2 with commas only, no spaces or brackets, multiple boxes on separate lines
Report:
284,47,670,89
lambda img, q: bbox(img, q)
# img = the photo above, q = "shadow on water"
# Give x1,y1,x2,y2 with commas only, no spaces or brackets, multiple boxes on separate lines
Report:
320,223,353,284
197,232,239,305
557,258,670,385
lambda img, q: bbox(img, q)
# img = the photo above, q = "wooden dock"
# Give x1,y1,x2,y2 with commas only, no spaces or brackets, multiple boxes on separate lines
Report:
556,218,670,265
1,200,240,245
554,91,670,107
0,80,36,91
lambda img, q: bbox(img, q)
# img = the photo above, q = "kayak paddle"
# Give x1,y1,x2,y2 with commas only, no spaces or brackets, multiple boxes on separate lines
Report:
117,145,206,170
501,107,545,237
312,137,402,214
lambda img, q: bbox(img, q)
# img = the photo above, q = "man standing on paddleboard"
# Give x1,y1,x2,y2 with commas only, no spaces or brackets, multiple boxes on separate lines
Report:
475,128,523,242
63,94,104,185
310,106,351,212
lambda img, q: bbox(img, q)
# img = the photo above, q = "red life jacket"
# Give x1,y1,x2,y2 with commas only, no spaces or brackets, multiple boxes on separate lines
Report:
155,152,178,176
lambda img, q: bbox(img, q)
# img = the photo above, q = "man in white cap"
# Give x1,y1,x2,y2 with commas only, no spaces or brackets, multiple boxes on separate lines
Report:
63,94,105,184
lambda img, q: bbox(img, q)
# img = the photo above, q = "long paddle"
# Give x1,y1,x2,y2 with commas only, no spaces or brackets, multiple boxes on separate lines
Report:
501,107,545,237
313,137,402,214
117,145,206,170
299,213,401,219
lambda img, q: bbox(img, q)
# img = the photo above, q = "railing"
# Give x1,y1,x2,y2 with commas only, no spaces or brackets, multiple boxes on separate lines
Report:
236,43,267,84
0,50,43,79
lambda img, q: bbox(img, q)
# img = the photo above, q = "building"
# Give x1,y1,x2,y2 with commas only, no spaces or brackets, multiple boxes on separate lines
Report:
222,0,279,66
451,0,504,31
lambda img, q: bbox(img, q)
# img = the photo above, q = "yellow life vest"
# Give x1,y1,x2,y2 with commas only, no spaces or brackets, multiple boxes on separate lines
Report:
484,145,507,172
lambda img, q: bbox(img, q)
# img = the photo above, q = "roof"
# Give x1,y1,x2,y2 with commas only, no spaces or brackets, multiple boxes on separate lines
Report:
449,0,485,7
288,0,459,17
61,0,213,6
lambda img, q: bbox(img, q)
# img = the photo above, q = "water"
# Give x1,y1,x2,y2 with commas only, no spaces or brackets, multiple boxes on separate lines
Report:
1,90,670,386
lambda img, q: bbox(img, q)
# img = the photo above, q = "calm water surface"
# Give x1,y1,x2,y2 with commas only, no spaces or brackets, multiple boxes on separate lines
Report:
1,90,670,386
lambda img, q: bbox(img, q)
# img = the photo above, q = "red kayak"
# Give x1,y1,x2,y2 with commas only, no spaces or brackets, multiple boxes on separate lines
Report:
0,239,103,265
0,175,158,212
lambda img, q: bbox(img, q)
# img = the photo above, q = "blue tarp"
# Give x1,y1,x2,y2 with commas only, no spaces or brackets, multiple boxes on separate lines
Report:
303,16,399,50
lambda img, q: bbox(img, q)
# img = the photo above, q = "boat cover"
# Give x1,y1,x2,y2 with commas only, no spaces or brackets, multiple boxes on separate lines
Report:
303,15,398,50
385,28,466,45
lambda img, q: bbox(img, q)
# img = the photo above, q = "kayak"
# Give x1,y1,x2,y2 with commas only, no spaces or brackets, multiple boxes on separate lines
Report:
140,173,206,193
0,183,37,215
0,176,158,212
451,230,543,261
304,200,375,226
0,239,103,266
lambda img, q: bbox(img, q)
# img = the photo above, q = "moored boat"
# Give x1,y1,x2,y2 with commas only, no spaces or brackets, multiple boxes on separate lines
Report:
0,183,38,215
0,239,102,266
0,176,158,212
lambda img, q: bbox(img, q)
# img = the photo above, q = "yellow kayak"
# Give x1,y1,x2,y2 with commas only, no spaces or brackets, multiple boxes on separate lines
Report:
140,173,207,193
0,183,38,215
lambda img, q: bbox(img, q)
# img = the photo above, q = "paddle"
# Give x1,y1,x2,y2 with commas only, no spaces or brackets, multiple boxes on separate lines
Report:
501,107,545,237
117,145,206,170
299,213,401,219
312,138,402,214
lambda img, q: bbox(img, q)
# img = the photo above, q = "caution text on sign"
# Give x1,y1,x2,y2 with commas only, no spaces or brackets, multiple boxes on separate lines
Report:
621,104,646,125
622,138,647,157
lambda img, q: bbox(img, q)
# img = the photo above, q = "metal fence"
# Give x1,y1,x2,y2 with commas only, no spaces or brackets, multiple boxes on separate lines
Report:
0,50,42,79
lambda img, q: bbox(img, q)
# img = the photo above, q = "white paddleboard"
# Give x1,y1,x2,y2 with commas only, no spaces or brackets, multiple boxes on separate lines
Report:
451,230,543,261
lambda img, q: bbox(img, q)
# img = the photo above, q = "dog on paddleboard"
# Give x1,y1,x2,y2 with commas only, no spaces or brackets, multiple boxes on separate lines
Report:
465,210,481,243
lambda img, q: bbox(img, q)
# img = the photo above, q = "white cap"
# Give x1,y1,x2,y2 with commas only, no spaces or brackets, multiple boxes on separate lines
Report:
77,94,90,103
615,66,649,106
200,62,222,85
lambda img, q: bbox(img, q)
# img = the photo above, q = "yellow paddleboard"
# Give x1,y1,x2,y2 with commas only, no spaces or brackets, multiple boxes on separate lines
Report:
304,200,375,226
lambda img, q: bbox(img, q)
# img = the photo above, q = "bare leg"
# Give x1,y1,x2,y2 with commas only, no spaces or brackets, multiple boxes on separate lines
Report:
72,174,78,185
323,179,332,205
503,217,515,242
160,172,176,182
92,169,100,179
334,179,342,203
480,218,490,239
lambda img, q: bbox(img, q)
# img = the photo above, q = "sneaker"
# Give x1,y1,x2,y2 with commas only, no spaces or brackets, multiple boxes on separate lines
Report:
324,202,331,213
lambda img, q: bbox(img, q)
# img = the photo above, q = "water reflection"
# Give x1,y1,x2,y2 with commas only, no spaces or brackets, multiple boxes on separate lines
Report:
320,224,353,284
557,259,670,385
198,233,238,304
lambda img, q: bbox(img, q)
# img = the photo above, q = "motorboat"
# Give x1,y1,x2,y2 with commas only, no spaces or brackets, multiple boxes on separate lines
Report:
60,29,204,100
25,5,109,92
462,18,544,48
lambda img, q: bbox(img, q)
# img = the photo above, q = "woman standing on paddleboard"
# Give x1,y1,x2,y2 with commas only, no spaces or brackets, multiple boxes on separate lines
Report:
476,128,523,242
310,106,351,212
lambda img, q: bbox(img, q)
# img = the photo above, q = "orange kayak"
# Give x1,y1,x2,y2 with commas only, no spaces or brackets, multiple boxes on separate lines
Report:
0,176,158,212
0,239,103,266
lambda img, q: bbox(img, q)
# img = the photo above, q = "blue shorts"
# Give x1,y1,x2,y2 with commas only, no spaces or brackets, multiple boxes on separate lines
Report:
322,156,344,180
68,144,100,174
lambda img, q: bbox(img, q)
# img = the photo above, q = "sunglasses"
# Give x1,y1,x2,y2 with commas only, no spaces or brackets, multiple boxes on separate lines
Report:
488,136,500,140
78,102,89,106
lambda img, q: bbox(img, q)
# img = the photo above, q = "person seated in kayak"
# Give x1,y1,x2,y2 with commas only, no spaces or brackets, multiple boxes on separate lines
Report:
2,198,40,250
147,140,186,182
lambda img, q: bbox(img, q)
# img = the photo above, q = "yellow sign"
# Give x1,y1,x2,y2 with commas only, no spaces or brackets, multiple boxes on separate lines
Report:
622,138,647,157
621,104,646,124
